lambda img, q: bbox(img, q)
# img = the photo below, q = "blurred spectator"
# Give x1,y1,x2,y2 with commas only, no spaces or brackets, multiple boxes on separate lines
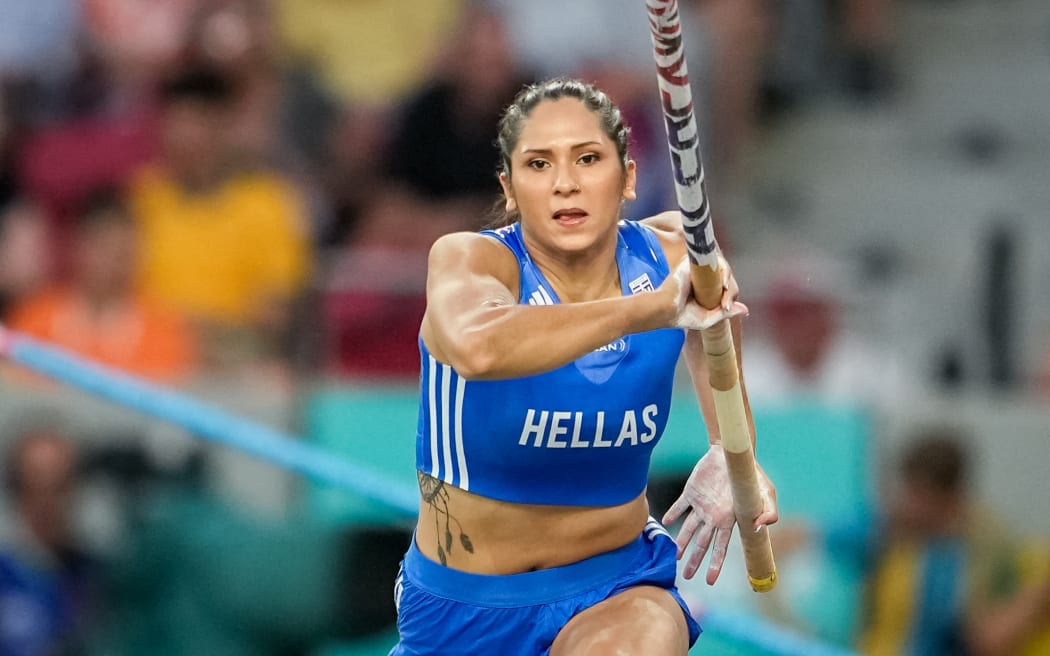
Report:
179,0,340,177
385,2,529,212
16,0,186,273
315,119,431,378
0,424,101,656
0,199,52,320
316,3,526,380
762,0,897,112
776,427,1050,655
741,252,913,410
682,0,771,185
838,0,896,103
0,91,18,208
315,104,393,250
128,66,311,375
359,2,530,243
319,247,428,380
18,115,160,272
487,0,652,82
274,0,463,106
0,86,53,316
0,0,81,122
6,188,197,384
81,0,199,100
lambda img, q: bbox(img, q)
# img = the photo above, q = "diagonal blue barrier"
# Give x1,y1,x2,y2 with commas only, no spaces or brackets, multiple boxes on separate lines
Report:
0,325,419,517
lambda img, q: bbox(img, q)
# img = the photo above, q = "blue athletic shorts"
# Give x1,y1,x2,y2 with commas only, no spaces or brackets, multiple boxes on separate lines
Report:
389,518,702,655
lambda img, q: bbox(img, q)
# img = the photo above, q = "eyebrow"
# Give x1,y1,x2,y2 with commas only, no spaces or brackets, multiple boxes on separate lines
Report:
518,140,604,156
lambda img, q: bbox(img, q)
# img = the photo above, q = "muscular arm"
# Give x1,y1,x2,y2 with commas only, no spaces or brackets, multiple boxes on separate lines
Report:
421,231,678,380
967,571,1050,656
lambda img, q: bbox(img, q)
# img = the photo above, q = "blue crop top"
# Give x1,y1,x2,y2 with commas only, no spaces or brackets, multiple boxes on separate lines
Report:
415,220,685,506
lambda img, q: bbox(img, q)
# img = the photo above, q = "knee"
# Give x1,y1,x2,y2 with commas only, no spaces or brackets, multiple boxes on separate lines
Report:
555,595,689,656
622,597,689,654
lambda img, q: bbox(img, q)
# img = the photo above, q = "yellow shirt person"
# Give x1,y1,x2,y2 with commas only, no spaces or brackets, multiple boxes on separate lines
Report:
129,164,310,350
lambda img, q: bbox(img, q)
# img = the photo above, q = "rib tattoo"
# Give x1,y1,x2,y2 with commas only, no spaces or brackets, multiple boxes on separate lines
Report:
418,472,474,565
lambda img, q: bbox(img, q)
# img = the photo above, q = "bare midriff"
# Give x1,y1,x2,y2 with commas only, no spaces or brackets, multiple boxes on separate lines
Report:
414,477,650,575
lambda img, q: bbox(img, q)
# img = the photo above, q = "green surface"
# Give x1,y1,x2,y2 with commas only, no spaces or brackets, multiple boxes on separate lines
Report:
303,386,420,523
312,629,400,656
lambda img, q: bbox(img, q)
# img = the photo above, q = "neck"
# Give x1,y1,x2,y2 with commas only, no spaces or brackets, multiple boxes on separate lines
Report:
531,247,621,304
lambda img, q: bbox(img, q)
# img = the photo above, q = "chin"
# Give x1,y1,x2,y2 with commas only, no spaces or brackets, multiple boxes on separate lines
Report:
551,231,604,254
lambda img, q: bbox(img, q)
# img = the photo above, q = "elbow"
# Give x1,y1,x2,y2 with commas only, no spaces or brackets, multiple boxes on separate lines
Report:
445,333,502,380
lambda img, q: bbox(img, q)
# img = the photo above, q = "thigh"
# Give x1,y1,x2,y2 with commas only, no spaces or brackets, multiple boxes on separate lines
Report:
549,585,690,656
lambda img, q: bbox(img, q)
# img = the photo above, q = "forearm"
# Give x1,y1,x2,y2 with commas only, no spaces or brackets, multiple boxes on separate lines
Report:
967,583,1050,656
445,290,672,380
684,317,755,448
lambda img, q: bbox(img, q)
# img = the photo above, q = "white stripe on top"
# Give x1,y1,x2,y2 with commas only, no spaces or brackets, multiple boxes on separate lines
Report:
453,375,468,489
428,355,440,479
528,285,555,306
440,363,454,483
426,356,470,489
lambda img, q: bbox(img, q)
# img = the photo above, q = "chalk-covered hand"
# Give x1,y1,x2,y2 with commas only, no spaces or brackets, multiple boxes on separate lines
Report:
667,255,748,331
662,444,778,584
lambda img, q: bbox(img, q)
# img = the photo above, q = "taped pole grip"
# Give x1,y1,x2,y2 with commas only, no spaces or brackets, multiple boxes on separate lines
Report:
695,263,777,592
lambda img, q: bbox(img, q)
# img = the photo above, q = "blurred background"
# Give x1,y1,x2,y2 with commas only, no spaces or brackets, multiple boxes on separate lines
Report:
0,0,1048,654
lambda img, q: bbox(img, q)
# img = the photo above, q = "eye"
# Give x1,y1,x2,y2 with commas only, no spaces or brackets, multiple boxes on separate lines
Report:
578,153,600,165
527,159,550,170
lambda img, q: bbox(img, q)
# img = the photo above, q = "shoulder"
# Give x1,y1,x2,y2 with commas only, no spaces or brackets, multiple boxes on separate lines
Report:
637,211,687,265
638,211,685,237
429,230,511,261
428,231,519,286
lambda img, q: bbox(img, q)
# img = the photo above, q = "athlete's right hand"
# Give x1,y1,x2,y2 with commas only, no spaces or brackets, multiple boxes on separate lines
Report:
663,255,748,331
663,444,778,584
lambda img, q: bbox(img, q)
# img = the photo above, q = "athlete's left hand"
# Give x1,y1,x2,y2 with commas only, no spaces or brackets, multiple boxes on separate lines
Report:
662,444,778,584
668,255,748,331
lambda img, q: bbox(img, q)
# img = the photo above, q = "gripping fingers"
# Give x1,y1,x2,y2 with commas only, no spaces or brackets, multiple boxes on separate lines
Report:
755,508,779,531
674,300,749,331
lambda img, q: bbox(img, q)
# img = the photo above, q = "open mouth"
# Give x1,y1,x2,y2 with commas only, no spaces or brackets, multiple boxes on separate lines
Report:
553,208,588,225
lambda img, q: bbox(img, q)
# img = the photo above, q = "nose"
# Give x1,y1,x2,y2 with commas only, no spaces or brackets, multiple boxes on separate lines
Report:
552,167,580,195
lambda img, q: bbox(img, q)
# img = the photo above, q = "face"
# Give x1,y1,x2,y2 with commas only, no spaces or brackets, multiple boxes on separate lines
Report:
16,435,76,549
76,214,138,297
770,297,836,374
890,480,963,538
162,99,229,182
499,98,636,257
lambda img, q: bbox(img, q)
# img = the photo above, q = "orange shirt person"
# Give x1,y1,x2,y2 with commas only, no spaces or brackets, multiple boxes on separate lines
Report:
8,188,197,384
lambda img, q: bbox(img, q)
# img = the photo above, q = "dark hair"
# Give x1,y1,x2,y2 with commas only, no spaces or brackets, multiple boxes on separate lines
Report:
158,65,236,107
75,186,132,232
497,78,631,177
899,426,970,494
489,78,632,227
